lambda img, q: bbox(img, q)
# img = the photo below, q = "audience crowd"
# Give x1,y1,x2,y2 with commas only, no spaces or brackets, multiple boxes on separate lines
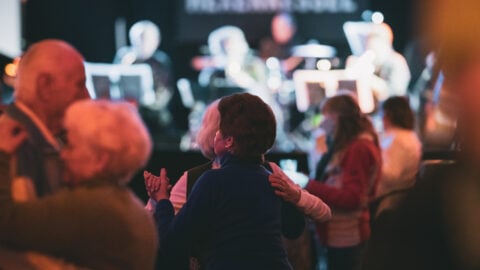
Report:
1,0,478,268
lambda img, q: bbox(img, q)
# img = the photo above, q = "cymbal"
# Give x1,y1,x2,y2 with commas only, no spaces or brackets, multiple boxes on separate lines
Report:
291,44,337,58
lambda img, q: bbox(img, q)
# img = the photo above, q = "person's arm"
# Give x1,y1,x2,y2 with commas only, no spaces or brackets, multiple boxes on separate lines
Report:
268,162,331,223
280,200,305,239
145,170,188,215
296,189,332,222
0,152,83,253
152,170,215,258
306,140,379,210
387,53,411,96
169,172,188,214
282,56,303,73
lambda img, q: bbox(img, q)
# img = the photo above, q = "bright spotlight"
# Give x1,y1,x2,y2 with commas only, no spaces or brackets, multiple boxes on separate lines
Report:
372,12,384,24
316,59,331,71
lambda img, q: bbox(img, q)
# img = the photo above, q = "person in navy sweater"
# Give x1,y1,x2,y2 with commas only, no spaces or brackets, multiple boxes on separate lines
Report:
146,93,305,270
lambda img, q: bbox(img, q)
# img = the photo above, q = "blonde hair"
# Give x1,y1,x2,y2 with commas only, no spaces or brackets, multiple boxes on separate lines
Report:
195,100,220,160
64,100,152,184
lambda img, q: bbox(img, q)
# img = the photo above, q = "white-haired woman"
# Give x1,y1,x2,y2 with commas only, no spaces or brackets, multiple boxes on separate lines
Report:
146,98,331,220
0,100,157,270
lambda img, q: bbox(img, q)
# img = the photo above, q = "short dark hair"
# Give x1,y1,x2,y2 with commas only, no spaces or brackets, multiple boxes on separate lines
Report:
218,93,276,162
382,96,415,130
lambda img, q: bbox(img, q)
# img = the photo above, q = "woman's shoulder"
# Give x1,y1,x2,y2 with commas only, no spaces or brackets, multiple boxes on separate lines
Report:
394,128,421,144
346,134,381,157
352,133,378,147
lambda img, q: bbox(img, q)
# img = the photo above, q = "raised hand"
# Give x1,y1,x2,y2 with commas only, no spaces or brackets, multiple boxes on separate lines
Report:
144,168,171,202
144,170,159,198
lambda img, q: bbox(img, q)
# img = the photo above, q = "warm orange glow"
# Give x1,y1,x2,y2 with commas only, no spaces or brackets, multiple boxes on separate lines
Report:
4,57,21,77
5,63,17,77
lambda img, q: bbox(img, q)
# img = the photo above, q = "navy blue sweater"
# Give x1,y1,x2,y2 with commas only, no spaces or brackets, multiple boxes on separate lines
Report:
155,153,304,270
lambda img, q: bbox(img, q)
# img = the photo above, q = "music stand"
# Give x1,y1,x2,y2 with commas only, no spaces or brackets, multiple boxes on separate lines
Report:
293,69,375,113
84,62,156,106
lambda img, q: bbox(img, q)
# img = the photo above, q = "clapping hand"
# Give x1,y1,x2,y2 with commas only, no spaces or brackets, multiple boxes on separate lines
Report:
144,168,171,202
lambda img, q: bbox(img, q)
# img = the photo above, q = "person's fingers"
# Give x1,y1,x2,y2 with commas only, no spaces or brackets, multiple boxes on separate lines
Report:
269,176,279,183
274,190,287,197
144,173,152,197
269,175,288,187
268,175,277,182
269,162,283,174
270,179,291,192
160,168,167,181
270,172,291,184
143,171,151,186
152,172,161,191
145,171,155,188
269,174,284,183
269,180,283,189
270,183,282,190
159,168,170,193
269,162,289,178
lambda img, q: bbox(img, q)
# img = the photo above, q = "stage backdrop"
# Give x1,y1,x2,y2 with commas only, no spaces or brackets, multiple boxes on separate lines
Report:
174,0,368,46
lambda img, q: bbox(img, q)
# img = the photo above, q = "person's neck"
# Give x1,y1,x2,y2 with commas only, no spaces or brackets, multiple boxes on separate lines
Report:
20,101,60,136
36,110,61,136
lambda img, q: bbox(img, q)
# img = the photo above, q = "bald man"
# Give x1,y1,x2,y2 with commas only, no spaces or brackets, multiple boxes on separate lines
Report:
0,39,90,197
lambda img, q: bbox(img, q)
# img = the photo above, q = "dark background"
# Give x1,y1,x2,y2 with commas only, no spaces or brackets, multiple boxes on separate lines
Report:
10,0,418,201
22,0,417,81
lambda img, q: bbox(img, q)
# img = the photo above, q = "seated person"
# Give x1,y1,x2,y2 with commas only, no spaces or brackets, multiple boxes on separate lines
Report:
0,100,157,270
373,96,422,217
258,12,303,78
346,23,411,102
147,93,305,269
114,20,181,133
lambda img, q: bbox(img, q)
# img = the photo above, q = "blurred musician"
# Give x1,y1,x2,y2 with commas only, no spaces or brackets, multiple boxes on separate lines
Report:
346,23,411,102
258,12,304,79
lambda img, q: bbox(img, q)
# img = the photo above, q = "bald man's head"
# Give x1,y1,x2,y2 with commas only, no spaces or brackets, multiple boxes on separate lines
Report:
14,39,90,134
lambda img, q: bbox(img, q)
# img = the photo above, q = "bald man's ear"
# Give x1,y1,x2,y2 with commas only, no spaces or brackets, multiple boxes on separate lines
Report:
36,72,54,101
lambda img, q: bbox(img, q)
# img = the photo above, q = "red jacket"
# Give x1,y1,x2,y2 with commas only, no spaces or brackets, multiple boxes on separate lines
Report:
306,136,381,247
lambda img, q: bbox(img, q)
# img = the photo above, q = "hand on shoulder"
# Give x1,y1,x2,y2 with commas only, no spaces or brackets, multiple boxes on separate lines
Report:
0,115,27,154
